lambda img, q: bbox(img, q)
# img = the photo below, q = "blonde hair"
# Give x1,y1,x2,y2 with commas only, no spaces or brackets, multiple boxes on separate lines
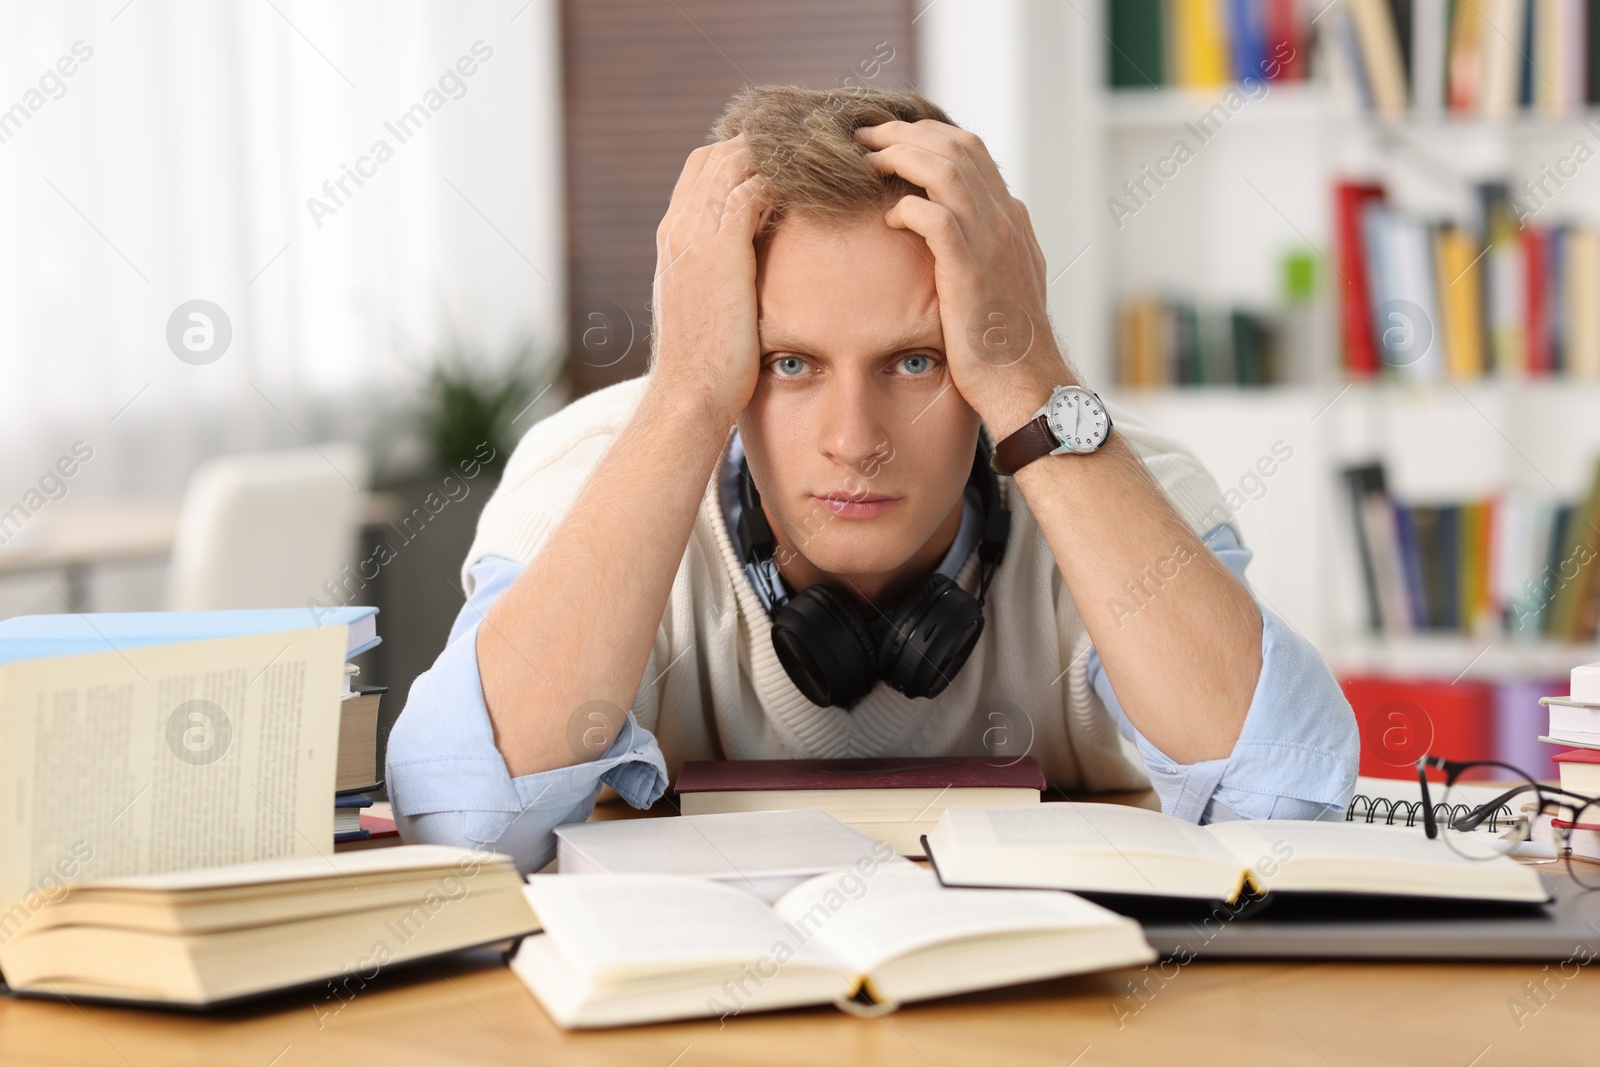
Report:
706,84,959,240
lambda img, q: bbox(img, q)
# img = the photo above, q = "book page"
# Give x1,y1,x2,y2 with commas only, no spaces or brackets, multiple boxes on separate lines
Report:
772,865,1129,975
0,627,346,921
71,843,500,892
556,808,903,882
1207,818,1510,874
524,874,846,975
967,803,1239,861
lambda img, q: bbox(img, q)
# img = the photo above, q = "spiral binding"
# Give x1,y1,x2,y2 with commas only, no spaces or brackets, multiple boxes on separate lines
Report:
1345,792,1511,833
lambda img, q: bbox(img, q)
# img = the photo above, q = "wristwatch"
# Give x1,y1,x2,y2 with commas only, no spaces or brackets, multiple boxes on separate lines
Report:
989,384,1112,475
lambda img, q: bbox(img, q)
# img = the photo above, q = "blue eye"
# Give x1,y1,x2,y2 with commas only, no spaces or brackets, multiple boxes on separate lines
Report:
899,353,934,375
771,356,807,377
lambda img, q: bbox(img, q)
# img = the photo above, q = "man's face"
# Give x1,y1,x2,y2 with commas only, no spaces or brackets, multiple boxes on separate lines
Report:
738,209,981,589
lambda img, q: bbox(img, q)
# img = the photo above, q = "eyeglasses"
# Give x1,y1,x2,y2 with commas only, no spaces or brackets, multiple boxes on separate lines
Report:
1416,754,1600,891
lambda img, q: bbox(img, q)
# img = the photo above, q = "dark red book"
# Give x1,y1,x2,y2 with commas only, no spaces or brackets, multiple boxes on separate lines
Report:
1341,676,1495,781
360,811,399,838
1334,181,1387,378
1525,227,1549,375
675,755,1046,794
674,757,1046,857
1264,0,1304,80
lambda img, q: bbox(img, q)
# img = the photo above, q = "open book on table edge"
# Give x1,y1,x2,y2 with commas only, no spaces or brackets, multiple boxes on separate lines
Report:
509,866,1155,1029
0,846,537,1010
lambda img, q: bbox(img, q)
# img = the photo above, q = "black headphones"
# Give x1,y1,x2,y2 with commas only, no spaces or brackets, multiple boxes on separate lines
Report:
735,434,1011,710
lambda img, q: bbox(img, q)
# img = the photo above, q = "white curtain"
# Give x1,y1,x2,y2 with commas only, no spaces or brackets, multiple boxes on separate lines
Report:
0,0,566,506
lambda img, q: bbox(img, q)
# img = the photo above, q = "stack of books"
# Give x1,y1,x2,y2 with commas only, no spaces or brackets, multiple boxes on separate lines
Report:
333,663,390,844
1535,660,1600,861
1340,458,1600,640
1323,0,1600,120
1336,179,1600,382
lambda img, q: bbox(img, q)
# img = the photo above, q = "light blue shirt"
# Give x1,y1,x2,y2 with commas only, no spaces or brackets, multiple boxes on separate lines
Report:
387,436,1359,873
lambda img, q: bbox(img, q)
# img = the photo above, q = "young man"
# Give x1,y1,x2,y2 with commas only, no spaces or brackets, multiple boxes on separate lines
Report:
386,86,1358,872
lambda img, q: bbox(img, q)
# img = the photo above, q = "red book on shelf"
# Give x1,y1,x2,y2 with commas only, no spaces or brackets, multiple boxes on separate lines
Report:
675,756,1046,794
1525,228,1549,375
1263,0,1303,80
1334,181,1387,378
1342,676,1495,780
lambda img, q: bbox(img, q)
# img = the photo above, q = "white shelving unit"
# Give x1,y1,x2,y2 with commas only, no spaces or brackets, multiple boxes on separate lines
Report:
919,0,1600,680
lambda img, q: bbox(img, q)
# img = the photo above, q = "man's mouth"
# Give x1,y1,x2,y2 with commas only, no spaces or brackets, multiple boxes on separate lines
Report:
812,493,901,518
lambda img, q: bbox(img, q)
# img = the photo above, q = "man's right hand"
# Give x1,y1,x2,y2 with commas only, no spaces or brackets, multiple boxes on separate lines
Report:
647,134,772,428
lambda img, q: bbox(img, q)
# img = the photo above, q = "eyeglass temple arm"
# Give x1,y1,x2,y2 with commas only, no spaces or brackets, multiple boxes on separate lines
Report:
1451,784,1537,832
1415,756,1446,838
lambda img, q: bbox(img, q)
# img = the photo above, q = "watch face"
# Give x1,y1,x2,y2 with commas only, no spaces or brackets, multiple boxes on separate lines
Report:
1047,388,1109,453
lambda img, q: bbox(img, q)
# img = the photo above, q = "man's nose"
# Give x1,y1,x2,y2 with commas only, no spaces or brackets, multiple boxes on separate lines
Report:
817,371,892,473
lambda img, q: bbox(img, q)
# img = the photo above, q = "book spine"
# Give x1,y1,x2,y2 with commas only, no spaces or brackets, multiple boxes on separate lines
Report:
1109,0,1166,88
1336,182,1385,377
1343,466,1387,633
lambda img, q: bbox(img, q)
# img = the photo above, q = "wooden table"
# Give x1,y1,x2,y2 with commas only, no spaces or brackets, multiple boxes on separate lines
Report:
8,793,1600,1065
0,498,182,605
5,939,1599,1065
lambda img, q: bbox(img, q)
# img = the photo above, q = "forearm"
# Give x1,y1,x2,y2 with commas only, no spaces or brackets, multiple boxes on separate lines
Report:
983,372,1263,763
1089,525,1359,823
479,379,733,777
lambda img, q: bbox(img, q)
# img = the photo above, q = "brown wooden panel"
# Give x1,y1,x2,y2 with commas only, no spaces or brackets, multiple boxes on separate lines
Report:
561,0,919,395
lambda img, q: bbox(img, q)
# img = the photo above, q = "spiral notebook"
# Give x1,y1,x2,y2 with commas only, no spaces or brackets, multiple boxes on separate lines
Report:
1344,775,1515,833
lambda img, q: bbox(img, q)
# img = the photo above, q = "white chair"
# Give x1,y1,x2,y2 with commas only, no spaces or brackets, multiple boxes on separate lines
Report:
166,443,370,611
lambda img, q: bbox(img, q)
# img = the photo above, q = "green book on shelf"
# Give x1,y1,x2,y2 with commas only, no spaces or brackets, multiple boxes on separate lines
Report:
1590,0,1600,107
1549,459,1600,640
1409,505,1443,629
1109,0,1164,88
1198,308,1235,386
1170,301,1200,385
1542,504,1576,636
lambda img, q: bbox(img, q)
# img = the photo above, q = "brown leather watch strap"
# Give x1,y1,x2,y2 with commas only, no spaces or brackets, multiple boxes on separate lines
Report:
989,413,1059,476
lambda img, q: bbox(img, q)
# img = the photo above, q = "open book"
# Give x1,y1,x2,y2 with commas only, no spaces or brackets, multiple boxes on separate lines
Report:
0,845,536,1007
511,865,1153,1028
923,804,1552,907
0,626,349,922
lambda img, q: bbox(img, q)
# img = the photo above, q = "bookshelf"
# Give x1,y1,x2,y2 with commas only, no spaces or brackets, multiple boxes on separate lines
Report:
920,1,1600,683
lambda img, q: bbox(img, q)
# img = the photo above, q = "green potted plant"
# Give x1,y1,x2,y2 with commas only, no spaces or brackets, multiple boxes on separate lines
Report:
365,332,567,786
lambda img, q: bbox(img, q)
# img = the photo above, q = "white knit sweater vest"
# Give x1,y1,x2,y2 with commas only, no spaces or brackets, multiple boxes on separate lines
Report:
464,374,1231,793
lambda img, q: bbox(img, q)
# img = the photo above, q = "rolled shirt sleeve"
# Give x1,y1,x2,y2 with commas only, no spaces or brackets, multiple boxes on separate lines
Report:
1089,523,1359,824
385,553,669,874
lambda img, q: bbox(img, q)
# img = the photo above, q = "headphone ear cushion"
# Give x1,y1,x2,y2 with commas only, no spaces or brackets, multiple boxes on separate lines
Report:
880,573,987,699
769,584,880,709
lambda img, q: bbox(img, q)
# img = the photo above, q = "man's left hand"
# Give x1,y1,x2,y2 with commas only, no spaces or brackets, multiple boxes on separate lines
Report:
853,118,1071,434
